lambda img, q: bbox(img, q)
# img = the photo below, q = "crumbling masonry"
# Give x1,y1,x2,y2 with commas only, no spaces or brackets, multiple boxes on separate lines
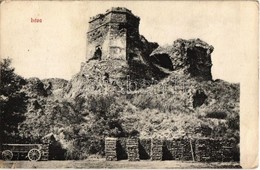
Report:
87,7,140,61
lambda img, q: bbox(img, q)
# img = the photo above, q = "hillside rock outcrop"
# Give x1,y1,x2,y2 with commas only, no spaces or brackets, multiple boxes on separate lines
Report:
151,38,214,80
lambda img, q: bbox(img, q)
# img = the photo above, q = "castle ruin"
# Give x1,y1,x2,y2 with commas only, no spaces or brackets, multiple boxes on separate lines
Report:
87,7,140,61
86,7,214,81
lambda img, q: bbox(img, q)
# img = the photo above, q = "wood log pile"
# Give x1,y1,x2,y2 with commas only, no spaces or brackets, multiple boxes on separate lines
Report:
220,139,236,162
41,144,49,161
41,135,54,161
151,138,163,161
104,137,238,162
139,138,151,159
117,138,128,160
163,139,193,160
126,138,140,161
105,137,118,161
180,139,193,161
195,139,236,162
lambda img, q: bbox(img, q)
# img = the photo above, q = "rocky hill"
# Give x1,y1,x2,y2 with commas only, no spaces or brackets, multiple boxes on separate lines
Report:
11,37,239,160
63,37,239,138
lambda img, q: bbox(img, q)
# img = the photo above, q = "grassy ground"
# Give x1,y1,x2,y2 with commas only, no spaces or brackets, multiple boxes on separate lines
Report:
1,160,241,169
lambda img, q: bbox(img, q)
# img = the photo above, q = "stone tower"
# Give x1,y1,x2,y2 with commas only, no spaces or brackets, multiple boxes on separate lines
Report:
86,7,140,61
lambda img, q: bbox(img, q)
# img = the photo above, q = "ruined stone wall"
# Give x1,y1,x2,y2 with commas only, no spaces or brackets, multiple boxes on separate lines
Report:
150,38,214,80
108,12,140,60
87,24,110,60
88,13,111,32
87,13,128,61
108,23,127,60
110,13,127,23
87,8,140,61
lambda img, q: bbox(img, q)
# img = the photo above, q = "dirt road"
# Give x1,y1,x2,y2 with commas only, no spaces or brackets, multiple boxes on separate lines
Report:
1,160,241,169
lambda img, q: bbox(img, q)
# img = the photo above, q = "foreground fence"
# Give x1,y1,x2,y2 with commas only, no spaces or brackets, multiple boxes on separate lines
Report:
105,137,239,162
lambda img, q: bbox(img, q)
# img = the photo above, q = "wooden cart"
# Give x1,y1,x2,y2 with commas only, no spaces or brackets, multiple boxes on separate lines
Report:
1,144,49,161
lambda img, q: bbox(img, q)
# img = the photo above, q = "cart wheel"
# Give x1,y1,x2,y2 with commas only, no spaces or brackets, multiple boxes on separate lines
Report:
2,150,13,161
28,149,41,161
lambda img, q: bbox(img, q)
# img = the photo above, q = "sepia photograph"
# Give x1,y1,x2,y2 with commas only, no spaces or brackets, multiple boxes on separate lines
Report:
0,1,258,168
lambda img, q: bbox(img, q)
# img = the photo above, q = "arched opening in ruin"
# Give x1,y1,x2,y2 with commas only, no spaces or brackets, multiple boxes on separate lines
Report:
93,46,102,60
150,53,173,71
193,89,207,108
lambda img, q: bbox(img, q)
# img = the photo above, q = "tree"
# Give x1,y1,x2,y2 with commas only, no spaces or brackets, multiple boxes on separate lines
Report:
0,58,28,147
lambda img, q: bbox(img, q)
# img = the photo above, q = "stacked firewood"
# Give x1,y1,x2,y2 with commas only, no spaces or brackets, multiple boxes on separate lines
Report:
151,138,163,160
41,144,49,161
105,137,118,161
126,138,140,161
195,139,235,162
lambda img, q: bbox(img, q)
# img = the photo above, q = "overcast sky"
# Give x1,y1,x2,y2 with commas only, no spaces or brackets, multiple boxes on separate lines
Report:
0,1,258,83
